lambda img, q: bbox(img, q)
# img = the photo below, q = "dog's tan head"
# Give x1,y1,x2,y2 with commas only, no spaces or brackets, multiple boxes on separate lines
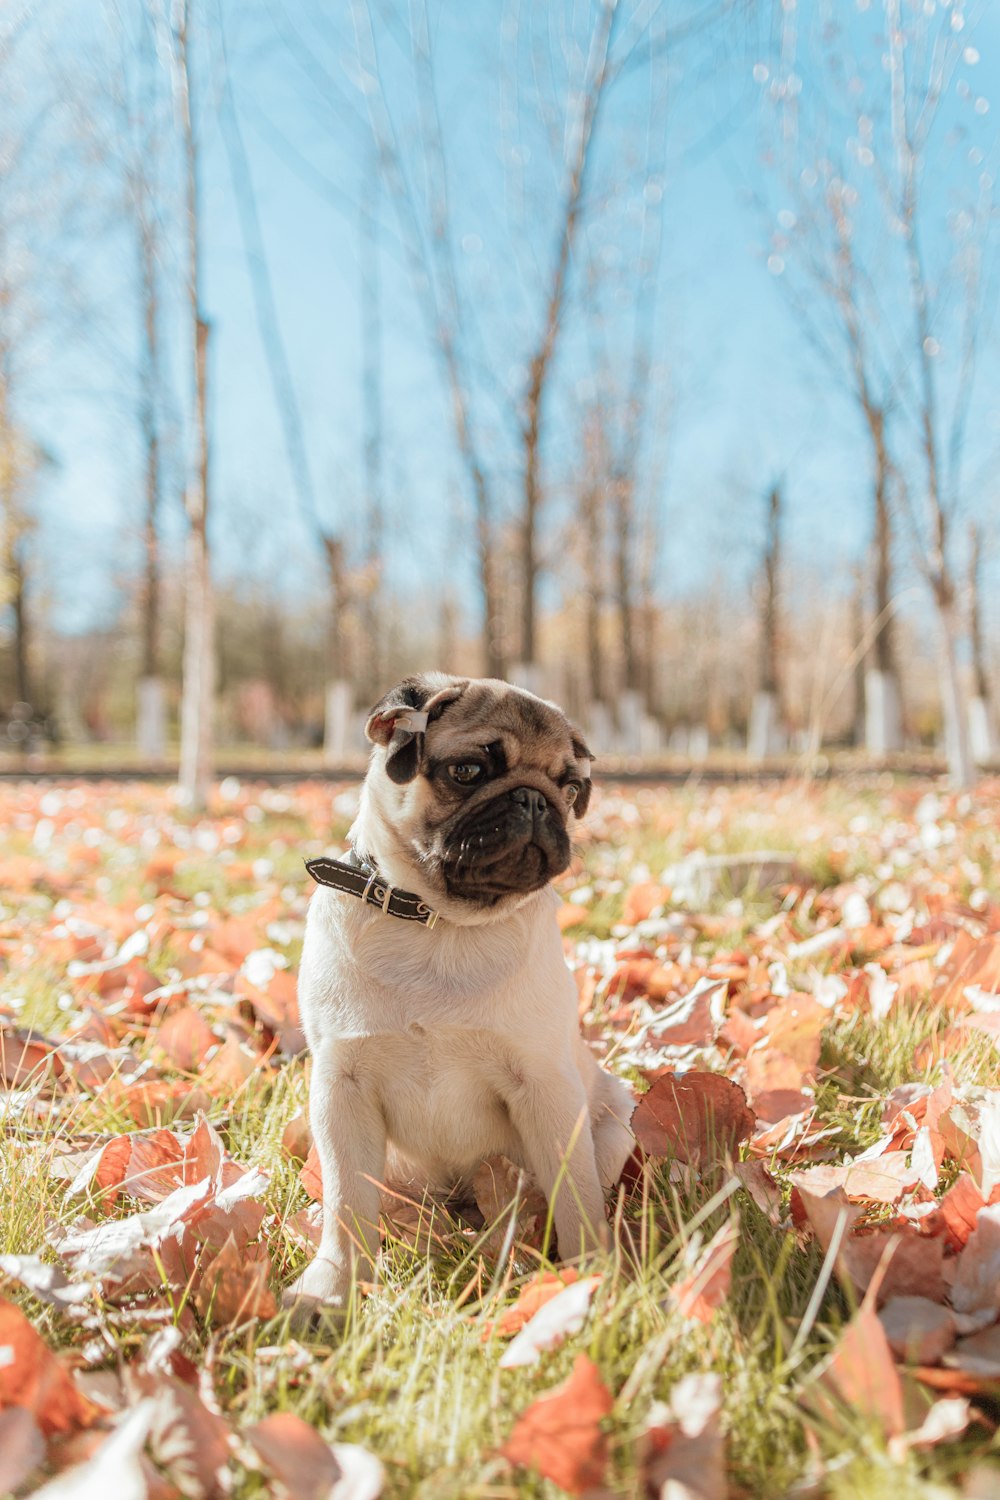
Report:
351,673,593,923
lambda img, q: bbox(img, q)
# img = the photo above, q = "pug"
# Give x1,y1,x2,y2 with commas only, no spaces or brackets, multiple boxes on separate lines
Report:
287,672,635,1309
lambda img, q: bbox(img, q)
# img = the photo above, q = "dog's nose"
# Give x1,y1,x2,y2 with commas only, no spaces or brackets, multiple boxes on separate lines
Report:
510,787,548,820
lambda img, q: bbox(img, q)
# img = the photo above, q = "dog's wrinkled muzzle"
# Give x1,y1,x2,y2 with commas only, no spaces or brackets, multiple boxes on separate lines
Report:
439,787,571,901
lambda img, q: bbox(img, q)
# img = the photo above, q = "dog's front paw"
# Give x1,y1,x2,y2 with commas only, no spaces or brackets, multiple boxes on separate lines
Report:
283,1256,353,1318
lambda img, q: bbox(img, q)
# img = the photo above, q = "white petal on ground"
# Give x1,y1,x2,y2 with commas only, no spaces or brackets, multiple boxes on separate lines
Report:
498,1276,602,1368
30,1401,157,1500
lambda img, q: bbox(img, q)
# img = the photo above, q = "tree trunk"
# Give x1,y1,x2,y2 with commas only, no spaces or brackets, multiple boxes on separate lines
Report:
10,541,30,707
175,7,214,809
750,484,783,762
871,412,895,678
864,406,904,756
178,316,214,806
760,484,781,699
322,532,349,681
519,439,540,667
137,201,166,760
937,588,974,789
137,189,162,685
473,469,504,678
178,513,214,801
518,0,620,665
583,484,604,706
967,521,996,765
969,521,990,705
851,570,866,746
360,149,383,695
614,472,637,692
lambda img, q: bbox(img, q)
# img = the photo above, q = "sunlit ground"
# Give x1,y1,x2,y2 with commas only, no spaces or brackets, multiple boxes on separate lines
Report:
3,776,1000,1496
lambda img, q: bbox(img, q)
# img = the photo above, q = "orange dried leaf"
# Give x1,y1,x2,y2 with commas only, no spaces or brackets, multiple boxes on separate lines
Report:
194,1234,277,1327
632,1071,754,1163
299,1144,323,1202
155,1006,218,1072
501,1353,613,1495
821,1295,907,1438
246,1411,341,1499
670,1218,738,1323
0,1296,104,1436
485,1269,582,1338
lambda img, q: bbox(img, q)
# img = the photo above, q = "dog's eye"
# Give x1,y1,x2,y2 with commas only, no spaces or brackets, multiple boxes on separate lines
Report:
448,762,485,786
565,783,581,805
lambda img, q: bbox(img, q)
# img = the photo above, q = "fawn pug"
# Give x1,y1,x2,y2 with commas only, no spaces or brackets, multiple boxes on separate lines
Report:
288,672,634,1309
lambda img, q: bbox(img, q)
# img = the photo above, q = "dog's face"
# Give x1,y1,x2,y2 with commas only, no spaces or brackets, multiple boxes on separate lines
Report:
354,673,593,919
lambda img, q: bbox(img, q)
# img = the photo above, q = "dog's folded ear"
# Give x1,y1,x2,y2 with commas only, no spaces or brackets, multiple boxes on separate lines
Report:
570,732,594,819
365,674,468,784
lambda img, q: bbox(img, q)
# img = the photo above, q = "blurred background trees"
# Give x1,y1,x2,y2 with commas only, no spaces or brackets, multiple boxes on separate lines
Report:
0,0,997,787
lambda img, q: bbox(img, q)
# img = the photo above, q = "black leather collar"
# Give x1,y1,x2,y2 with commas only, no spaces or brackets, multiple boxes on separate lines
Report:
304,848,441,928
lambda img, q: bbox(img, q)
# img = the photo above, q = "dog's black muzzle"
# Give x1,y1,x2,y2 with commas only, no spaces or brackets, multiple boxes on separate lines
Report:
439,786,571,901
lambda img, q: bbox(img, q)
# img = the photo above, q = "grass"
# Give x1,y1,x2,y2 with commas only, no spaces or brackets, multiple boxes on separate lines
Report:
3,776,1000,1496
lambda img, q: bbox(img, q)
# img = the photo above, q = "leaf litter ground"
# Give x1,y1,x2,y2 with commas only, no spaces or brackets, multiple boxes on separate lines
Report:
3,776,1000,1496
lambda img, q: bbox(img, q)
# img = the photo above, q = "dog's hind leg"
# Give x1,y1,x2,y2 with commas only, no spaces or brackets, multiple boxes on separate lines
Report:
592,1091,636,1191
504,1066,608,1261
576,1039,635,1190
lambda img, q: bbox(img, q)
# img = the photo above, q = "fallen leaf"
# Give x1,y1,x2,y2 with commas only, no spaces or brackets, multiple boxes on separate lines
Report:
734,1160,783,1223
30,1399,158,1500
485,1269,582,1338
0,1296,103,1436
501,1353,613,1494
498,1275,601,1368
245,1411,341,1499
950,1205,1000,1318
891,1397,970,1455
878,1296,956,1364
471,1155,549,1257
622,882,672,925
282,1109,312,1164
299,1144,323,1202
640,1373,725,1500
0,1253,95,1310
915,1173,987,1250
938,1094,1000,1197
947,1324,1000,1379
137,1375,232,1499
155,1006,218,1072
817,1292,906,1438
0,1408,45,1494
194,1234,277,1327
631,1072,754,1163
789,1168,859,1253
840,1229,946,1306
670,1218,738,1323
0,1028,61,1088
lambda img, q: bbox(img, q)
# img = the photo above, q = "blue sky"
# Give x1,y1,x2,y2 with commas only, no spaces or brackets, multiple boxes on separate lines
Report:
23,0,1000,639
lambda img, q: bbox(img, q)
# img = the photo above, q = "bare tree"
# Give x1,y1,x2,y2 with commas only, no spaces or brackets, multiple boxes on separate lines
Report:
748,482,783,760
967,519,995,764
518,0,621,669
359,142,384,693
349,0,506,676
0,394,39,708
757,34,904,755
579,407,608,706
761,1,998,785
883,0,986,787
215,29,358,762
102,2,173,755
171,0,215,808
0,7,66,721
